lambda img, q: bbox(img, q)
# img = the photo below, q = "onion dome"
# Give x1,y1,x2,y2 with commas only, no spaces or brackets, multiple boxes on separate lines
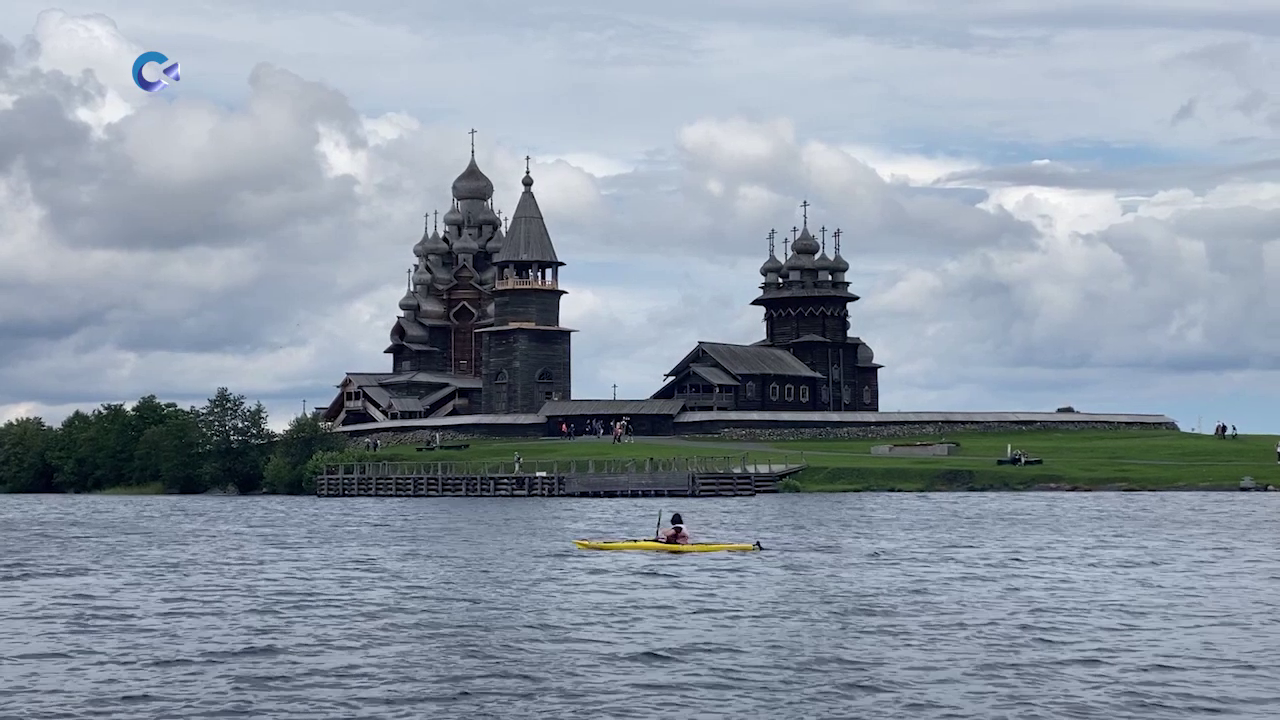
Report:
831,253,849,274
424,227,449,255
398,289,417,312
453,228,479,255
413,229,429,257
792,225,820,255
413,263,432,286
487,224,505,256
815,251,835,273
451,157,494,201
783,248,815,272
856,344,874,365
478,204,501,227
419,293,447,319
760,253,783,277
443,203,463,227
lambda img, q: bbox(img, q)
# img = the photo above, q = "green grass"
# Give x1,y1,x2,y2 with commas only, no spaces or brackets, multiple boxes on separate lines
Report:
93,481,166,495
361,429,1280,492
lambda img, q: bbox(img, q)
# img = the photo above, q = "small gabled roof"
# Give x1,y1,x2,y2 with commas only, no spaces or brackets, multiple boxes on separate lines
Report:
689,365,740,386
664,341,823,379
539,399,686,416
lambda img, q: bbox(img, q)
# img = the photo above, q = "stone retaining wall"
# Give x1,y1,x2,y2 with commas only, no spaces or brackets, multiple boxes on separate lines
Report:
715,421,1178,442
346,428,482,448
341,419,1177,446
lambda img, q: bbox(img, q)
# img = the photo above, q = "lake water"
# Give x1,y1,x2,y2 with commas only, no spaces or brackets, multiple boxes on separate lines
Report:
2,493,1279,719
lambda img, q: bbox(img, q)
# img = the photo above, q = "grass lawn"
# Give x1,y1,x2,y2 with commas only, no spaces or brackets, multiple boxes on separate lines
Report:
768,429,1279,491
93,481,166,495
359,429,1280,491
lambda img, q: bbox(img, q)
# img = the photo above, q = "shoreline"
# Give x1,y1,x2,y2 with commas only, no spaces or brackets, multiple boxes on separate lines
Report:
7,428,1277,496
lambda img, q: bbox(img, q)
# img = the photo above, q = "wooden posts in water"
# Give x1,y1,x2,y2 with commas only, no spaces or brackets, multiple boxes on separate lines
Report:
312,453,809,498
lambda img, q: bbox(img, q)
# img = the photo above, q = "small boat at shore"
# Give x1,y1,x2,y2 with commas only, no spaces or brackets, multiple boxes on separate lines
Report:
573,539,762,553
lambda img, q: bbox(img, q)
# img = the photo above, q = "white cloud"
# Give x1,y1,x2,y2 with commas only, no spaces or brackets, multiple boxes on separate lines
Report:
1,7,1279,432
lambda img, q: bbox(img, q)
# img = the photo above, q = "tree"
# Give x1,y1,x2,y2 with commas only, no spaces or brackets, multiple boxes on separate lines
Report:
0,417,57,492
263,413,347,494
49,410,101,492
197,388,276,494
133,409,206,493
49,403,145,492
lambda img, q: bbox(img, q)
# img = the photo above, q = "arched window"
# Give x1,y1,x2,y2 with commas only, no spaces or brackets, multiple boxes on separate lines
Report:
784,384,794,401
495,370,509,383
769,383,779,401
745,381,756,399
536,368,554,382
799,385,809,403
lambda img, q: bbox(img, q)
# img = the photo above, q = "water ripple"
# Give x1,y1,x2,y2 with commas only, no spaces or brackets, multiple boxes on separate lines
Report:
0,493,1278,718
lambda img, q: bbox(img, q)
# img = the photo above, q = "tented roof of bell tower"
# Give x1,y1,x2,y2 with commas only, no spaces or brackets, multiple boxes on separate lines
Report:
494,171,561,265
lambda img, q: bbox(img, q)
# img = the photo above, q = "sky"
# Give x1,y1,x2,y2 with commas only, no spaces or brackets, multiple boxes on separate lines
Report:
0,2,1278,434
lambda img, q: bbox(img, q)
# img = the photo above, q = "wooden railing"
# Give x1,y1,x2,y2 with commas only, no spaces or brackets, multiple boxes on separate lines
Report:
318,453,807,478
675,392,736,408
494,277,558,290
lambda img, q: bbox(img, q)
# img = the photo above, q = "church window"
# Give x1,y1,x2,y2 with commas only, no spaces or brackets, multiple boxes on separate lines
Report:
842,385,851,405
769,383,779,401
862,386,873,405
543,391,554,401
537,368,554,382
799,385,809,403
785,384,794,401
494,390,507,413
745,381,755,399
495,370,509,383
820,386,830,403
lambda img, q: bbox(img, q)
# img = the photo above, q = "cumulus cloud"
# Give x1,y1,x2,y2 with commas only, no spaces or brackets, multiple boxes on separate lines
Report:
0,7,1278,432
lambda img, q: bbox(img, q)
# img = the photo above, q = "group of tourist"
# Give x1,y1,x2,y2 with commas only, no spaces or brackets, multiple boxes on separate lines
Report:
558,417,635,443
363,438,382,451
1212,422,1238,439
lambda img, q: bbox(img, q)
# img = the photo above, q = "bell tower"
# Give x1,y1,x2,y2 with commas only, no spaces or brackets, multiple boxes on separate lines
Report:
477,160,574,413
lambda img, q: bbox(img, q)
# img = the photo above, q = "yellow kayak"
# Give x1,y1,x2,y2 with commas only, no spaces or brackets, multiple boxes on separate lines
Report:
573,539,761,552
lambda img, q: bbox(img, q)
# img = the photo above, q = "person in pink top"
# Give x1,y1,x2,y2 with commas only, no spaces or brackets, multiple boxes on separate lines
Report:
656,513,690,544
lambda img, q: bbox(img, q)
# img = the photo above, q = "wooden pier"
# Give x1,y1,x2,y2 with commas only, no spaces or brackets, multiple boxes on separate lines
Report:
313,454,807,498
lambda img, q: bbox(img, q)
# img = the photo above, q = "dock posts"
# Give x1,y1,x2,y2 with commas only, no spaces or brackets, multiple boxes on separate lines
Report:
313,452,805,499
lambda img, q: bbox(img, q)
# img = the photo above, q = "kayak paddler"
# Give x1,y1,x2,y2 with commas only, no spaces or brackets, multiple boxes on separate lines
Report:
656,513,690,544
